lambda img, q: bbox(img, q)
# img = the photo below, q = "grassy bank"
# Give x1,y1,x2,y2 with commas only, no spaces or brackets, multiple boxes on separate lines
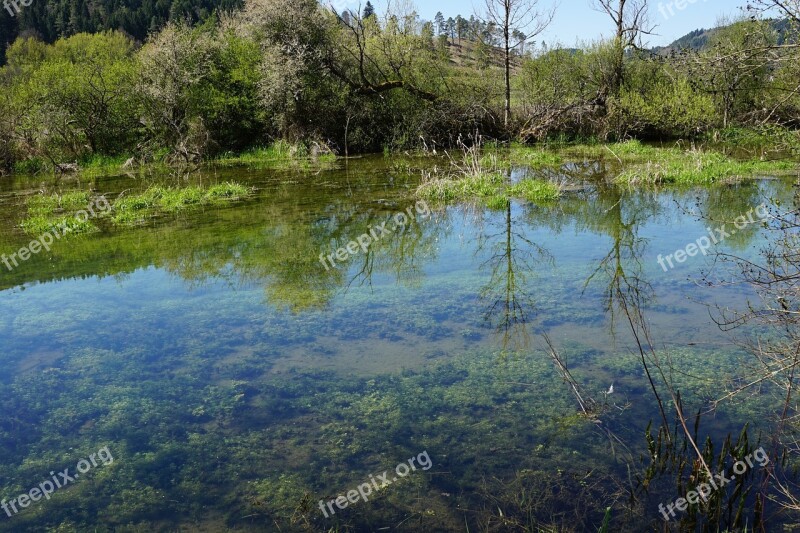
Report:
10,141,338,179
213,141,337,170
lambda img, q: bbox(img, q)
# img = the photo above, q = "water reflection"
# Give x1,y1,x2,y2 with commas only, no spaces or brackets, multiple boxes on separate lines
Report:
0,160,796,531
477,199,549,354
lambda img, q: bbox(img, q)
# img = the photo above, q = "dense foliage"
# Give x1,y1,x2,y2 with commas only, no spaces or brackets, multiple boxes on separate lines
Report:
0,0,799,175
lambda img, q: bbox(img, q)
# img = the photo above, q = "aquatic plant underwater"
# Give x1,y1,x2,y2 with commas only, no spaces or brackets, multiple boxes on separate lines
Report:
0,156,798,531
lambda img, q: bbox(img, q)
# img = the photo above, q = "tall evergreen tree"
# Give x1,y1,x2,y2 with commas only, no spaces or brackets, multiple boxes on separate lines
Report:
446,17,455,40
434,11,445,35
456,15,467,44
362,1,375,19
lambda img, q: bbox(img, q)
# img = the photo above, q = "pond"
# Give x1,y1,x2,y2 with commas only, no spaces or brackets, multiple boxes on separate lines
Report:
0,156,795,531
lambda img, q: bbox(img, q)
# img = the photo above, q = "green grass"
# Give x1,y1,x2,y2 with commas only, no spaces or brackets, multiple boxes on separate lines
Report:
508,179,563,202
517,138,798,185
417,173,506,202
21,191,101,237
214,141,337,170
509,144,564,168
21,191,103,236
562,139,658,160
615,149,796,185
10,140,338,179
20,214,98,236
705,126,800,154
417,173,563,205
111,182,253,226
417,142,566,206
26,191,92,217
13,157,47,175
77,154,133,178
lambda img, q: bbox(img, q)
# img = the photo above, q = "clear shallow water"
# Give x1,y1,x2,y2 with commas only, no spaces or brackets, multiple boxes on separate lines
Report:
0,159,795,531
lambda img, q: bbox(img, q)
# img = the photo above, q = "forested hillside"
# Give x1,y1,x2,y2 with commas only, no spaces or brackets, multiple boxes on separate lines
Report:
653,18,796,54
0,0,242,63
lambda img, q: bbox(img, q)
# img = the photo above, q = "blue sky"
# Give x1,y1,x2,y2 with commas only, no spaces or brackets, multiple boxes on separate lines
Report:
363,0,747,47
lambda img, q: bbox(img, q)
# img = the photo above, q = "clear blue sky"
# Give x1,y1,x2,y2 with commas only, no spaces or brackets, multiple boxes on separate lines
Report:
360,0,747,47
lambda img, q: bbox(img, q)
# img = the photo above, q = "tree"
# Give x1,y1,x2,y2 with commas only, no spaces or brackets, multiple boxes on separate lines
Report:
592,0,654,104
136,23,215,163
456,16,468,44
682,18,777,127
328,3,443,102
446,17,456,40
434,11,445,35
237,0,333,140
421,20,434,45
482,0,555,127
362,1,375,19
745,0,800,25
511,29,526,55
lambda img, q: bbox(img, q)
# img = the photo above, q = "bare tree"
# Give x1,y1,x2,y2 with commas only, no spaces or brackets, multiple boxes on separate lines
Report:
481,0,555,127
592,0,655,103
746,0,800,24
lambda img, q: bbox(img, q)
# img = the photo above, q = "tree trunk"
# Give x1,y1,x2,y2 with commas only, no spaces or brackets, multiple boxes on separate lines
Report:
504,6,511,127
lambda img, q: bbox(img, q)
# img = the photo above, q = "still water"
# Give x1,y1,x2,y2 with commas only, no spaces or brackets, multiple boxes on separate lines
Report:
0,157,794,531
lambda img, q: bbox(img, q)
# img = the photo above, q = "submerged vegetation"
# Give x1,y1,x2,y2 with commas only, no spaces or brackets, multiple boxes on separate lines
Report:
1,175,797,530
1,0,800,530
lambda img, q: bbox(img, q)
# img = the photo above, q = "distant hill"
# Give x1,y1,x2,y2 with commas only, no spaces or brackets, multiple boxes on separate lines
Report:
667,27,714,51
652,18,795,55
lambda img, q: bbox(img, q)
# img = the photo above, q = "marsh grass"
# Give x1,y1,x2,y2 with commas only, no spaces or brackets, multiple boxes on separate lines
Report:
508,144,564,168
76,154,133,178
417,172,563,205
20,214,98,236
111,182,252,226
26,191,92,216
21,191,100,236
508,179,563,202
417,138,565,206
706,126,800,156
214,141,337,170
615,148,796,186
417,173,505,202
544,139,796,184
